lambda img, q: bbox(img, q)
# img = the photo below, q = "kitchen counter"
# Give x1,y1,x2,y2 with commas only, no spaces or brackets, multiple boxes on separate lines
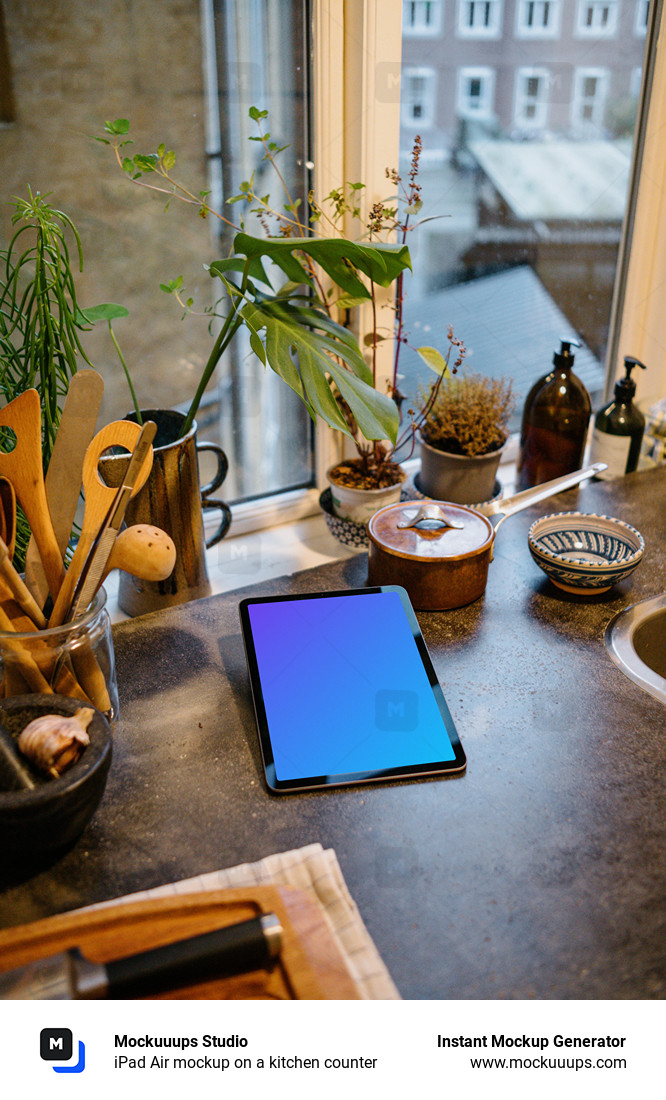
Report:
1,466,665,999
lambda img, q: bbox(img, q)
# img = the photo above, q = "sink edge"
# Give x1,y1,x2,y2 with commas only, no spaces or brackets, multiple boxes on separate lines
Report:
605,593,666,706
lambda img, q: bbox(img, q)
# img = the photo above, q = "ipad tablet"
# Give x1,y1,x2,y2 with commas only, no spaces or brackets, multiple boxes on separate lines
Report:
239,585,466,793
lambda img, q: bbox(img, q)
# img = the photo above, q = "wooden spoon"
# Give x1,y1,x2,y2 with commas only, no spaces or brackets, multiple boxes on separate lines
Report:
48,420,153,627
0,390,65,600
100,525,176,586
24,369,105,608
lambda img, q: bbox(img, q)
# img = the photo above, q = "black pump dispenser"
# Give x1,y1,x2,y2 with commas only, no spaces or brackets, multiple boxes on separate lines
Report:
553,338,579,369
589,356,646,478
517,337,590,489
615,356,645,403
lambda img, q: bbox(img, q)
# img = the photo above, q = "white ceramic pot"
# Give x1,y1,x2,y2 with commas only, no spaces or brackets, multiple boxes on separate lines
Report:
418,436,504,504
326,465,405,524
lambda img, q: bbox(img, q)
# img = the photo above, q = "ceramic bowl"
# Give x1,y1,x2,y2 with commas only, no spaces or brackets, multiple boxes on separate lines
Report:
527,512,645,594
0,694,112,866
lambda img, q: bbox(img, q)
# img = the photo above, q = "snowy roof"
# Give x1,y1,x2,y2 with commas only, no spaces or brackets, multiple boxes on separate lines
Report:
468,140,631,222
399,265,604,424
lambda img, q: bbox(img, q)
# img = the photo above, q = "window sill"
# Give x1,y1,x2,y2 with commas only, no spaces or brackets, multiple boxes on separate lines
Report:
107,448,519,624
106,511,356,623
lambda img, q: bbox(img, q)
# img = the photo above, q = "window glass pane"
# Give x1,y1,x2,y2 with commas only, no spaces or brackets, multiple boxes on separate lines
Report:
0,0,313,503
398,0,650,435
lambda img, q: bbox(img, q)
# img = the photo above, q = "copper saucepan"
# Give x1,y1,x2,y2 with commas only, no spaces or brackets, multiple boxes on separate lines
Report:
367,463,607,610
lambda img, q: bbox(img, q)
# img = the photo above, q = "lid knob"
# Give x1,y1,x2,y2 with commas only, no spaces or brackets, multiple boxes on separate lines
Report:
397,504,465,532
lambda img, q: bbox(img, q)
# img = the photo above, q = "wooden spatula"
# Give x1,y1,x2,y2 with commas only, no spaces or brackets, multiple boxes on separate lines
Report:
0,390,65,601
24,370,104,607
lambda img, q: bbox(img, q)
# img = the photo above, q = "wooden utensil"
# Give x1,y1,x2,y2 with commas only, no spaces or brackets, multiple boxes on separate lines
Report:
0,478,16,561
48,420,153,628
100,525,176,586
0,538,47,627
0,596,109,712
24,370,105,608
66,422,157,622
0,391,64,601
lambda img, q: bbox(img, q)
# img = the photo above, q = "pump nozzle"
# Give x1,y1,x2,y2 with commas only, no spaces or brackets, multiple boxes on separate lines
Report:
622,356,647,380
553,337,581,367
615,356,647,402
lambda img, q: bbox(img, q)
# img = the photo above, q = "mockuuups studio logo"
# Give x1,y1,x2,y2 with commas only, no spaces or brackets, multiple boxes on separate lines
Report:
40,1028,86,1073
375,689,418,731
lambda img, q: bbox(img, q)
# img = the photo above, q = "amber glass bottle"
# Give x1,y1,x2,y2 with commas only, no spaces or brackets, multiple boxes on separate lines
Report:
517,339,591,489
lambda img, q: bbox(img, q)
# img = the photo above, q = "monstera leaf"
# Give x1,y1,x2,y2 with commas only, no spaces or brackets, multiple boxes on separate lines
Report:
205,233,412,443
233,233,412,299
240,298,399,443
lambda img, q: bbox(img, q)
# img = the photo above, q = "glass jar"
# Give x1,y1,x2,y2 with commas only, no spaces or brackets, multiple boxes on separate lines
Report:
0,588,118,722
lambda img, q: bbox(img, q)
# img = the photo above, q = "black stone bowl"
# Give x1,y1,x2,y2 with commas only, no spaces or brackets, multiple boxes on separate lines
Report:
0,694,112,866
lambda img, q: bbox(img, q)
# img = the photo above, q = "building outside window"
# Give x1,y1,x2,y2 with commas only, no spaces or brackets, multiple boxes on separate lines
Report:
403,0,443,34
399,0,655,435
515,0,561,37
457,0,503,37
514,67,550,128
575,1,619,36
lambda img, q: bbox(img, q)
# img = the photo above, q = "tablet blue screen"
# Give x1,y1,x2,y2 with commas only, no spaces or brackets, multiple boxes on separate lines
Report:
246,590,456,780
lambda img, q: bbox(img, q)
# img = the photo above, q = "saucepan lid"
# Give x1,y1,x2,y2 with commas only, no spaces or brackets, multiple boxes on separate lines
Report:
367,501,494,562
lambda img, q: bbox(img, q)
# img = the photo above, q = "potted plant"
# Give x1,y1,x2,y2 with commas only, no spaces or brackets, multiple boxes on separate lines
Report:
98,115,451,529
417,370,515,504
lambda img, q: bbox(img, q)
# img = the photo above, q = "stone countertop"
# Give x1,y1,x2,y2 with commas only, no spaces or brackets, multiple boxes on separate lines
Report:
1,467,665,999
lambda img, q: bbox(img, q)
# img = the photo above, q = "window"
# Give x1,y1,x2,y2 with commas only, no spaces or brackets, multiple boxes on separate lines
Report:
635,0,650,34
514,68,550,128
457,0,502,37
0,0,314,506
575,1,619,36
1,0,664,524
396,0,655,437
401,67,437,126
571,68,609,130
515,0,561,37
457,67,495,117
403,0,443,34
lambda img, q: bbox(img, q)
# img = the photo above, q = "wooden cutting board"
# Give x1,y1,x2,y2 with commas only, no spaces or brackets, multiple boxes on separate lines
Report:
0,885,360,999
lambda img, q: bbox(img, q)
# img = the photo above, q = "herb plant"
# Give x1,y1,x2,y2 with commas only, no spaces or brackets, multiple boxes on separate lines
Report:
420,370,515,457
0,189,130,565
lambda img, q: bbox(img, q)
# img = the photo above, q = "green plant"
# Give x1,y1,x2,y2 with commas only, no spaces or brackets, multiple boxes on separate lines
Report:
0,189,130,565
99,115,411,459
419,370,515,457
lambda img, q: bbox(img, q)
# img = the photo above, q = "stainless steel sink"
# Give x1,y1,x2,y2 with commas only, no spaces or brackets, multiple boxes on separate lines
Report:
606,593,666,705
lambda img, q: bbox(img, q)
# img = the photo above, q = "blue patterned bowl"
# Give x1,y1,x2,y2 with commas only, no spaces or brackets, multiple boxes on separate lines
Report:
527,512,645,594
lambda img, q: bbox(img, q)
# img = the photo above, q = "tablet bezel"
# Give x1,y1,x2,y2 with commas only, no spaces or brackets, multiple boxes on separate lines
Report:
239,585,466,793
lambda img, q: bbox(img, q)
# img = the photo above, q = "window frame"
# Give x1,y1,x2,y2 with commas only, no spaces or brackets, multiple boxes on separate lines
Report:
514,66,551,128
402,0,443,35
243,0,664,535
456,0,503,38
574,1,619,37
570,66,609,131
311,0,666,467
515,0,561,38
457,66,495,117
401,66,437,127
635,0,651,34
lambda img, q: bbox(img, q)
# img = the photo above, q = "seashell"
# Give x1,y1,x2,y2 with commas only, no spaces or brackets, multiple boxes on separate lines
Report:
17,707,94,778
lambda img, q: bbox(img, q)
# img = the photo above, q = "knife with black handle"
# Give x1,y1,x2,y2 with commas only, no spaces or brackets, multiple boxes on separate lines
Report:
0,912,283,999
